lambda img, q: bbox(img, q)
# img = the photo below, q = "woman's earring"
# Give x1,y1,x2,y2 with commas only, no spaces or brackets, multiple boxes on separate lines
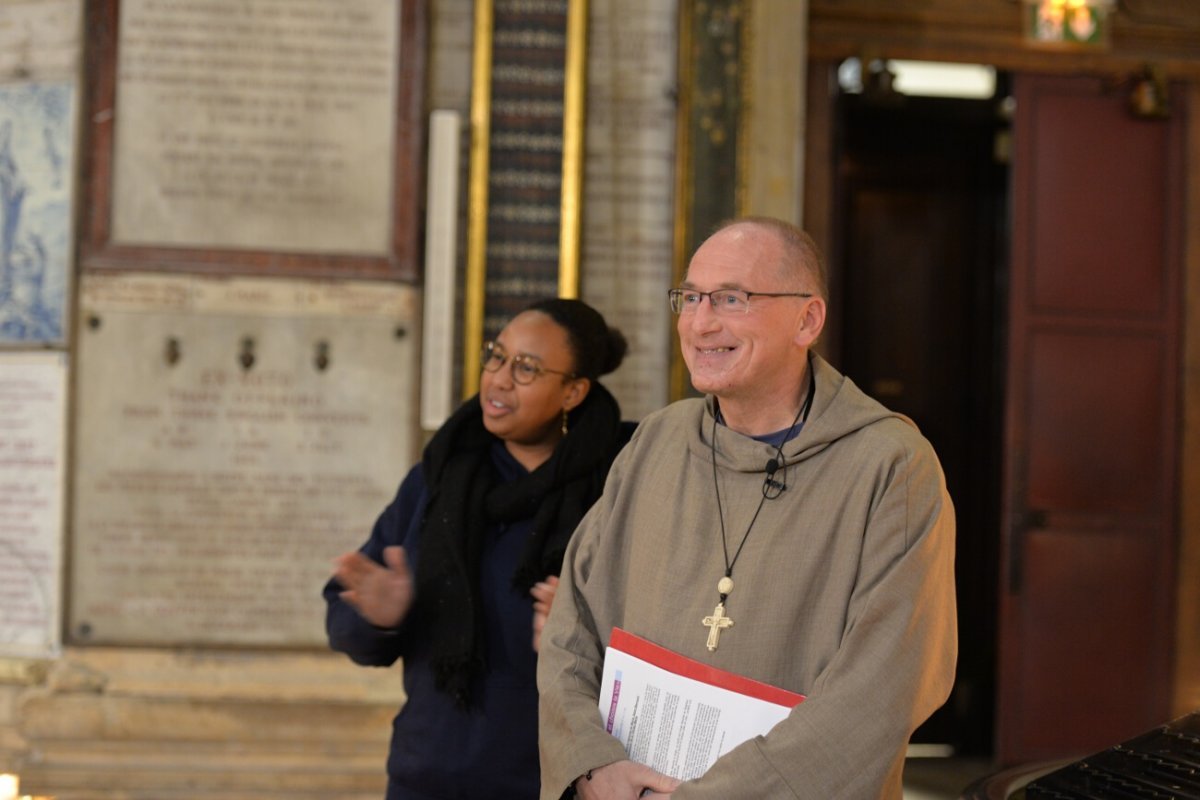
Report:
561,408,569,436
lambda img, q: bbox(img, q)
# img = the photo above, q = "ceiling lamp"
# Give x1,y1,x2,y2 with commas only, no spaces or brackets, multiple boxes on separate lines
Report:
1023,0,1116,47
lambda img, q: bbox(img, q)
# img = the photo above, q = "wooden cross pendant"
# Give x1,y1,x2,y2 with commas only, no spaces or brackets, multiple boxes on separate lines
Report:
702,601,734,651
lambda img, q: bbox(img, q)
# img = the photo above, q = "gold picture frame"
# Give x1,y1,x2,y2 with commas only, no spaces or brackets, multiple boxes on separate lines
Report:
462,0,589,398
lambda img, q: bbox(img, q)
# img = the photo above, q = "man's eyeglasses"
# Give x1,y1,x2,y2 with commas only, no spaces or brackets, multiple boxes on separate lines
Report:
668,288,814,315
481,341,575,385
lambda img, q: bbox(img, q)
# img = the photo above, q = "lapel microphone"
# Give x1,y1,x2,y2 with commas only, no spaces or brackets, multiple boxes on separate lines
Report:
763,455,786,498
761,364,817,500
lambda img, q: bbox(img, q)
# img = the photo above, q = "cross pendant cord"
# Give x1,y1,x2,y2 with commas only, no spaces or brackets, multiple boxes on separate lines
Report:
705,370,816,651
711,411,771,603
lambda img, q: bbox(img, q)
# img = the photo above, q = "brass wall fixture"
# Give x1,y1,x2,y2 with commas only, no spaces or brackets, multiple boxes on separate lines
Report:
239,336,256,371
314,340,330,372
1128,65,1169,119
164,336,181,366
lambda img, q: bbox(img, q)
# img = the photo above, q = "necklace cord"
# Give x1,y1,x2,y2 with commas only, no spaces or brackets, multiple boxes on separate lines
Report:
709,367,816,603
762,369,817,500
711,414,770,601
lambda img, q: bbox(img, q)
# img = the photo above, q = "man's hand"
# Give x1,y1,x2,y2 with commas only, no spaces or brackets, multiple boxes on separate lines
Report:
332,545,414,629
574,760,680,800
530,574,559,652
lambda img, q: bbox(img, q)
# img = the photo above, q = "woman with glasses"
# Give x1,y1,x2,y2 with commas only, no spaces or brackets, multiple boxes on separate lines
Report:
323,298,629,800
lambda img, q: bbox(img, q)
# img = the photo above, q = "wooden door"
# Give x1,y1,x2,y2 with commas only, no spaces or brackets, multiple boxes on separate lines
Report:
998,74,1183,764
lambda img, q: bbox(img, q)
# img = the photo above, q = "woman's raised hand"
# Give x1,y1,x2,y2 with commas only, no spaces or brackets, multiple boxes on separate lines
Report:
333,545,414,629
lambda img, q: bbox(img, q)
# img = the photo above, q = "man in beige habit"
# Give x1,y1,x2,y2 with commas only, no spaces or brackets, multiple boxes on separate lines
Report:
537,217,957,799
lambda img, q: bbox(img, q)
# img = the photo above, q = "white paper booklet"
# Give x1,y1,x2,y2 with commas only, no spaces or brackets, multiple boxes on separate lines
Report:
598,628,805,781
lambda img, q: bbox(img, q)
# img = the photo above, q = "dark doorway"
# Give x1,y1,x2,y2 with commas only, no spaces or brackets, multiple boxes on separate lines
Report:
831,78,1010,756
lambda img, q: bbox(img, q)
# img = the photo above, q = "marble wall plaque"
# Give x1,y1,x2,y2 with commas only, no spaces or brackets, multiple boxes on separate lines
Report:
0,0,81,78
581,0,678,420
70,272,418,647
109,0,398,255
0,351,66,658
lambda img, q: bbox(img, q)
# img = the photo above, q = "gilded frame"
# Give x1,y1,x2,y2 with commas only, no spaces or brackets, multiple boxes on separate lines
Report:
461,0,588,397
670,0,751,401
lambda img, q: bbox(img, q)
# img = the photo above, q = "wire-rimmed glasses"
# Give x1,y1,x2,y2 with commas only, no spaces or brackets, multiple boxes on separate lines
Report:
668,288,814,315
480,341,575,385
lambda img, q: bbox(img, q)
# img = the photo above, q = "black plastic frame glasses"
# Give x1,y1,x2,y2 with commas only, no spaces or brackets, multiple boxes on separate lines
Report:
668,288,814,315
480,341,575,385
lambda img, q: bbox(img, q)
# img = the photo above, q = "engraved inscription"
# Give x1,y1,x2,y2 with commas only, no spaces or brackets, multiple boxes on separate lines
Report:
70,274,417,647
110,0,398,254
0,353,66,657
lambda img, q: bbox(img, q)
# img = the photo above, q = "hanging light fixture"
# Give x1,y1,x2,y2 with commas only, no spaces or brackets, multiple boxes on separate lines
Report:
1023,0,1116,47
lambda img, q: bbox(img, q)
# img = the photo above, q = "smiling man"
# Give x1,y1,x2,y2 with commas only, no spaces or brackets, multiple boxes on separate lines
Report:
537,217,958,800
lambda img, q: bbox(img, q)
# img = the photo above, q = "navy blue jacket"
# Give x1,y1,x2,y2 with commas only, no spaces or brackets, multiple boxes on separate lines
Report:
324,443,544,800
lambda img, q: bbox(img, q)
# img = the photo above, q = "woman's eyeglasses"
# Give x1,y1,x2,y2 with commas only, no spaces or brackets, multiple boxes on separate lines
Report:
481,341,575,385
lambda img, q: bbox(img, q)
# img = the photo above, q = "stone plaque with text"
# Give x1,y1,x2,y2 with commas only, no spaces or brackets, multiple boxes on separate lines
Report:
0,352,67,658
581,0,677,419
109,0,398,255
70,273,418,647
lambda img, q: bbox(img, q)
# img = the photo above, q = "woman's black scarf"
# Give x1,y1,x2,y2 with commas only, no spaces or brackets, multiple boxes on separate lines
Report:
414,383,624,708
